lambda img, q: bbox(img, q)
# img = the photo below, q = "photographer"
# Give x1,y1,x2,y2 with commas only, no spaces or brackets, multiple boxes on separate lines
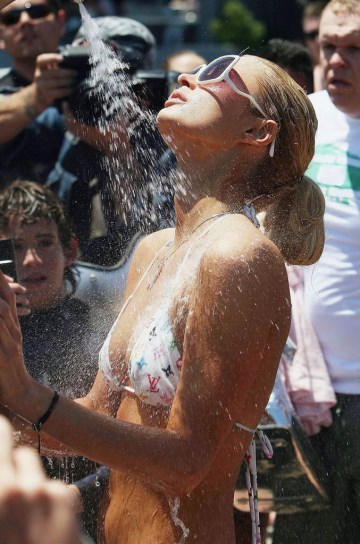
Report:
0,3,171,257
0,0,97,249
49,15,173,263
0,0,71,185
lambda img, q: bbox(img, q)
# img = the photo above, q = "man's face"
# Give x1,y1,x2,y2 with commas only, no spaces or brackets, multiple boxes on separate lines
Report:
319,9,360,118
0,0,65,61
1,216,74,312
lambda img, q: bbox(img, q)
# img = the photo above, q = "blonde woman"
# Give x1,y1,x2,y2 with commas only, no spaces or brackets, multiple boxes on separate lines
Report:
0,54,324,544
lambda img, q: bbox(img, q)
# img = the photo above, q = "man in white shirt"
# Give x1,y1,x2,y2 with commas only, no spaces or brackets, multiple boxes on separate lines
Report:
274,1,360,543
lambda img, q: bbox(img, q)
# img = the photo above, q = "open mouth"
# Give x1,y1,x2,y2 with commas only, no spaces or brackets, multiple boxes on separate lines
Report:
21,275,47,286
328,77,351,91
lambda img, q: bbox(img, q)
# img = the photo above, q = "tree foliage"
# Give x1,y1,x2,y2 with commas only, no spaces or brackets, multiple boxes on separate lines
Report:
210,1,267,51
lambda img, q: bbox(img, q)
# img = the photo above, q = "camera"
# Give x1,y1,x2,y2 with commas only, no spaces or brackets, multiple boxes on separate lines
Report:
131,69,180,113
0,238,17,281
59,45,102,125
59,44,179,125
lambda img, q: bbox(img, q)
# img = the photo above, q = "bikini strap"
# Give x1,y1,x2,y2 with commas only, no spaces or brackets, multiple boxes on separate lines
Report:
173,213,230,286
114,239,172,324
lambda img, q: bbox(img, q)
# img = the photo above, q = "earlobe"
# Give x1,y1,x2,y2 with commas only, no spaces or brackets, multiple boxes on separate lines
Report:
240,120,278,152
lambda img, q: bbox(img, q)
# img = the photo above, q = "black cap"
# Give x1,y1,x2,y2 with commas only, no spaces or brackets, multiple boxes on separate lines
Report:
73,16,156,70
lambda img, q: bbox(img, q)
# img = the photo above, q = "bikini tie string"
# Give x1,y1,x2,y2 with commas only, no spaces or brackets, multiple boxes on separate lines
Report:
244,429,273,544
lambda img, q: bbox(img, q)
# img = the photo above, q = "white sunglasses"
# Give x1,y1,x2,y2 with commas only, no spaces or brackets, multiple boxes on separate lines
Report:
191,55,275,157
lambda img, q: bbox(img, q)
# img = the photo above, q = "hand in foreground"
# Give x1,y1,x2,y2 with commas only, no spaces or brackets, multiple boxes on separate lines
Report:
4,275,30,317
0,416,81,544
67,484,84,514
0,271,29,406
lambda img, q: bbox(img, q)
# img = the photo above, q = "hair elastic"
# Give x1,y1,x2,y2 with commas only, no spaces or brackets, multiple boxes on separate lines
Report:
32,391,60,454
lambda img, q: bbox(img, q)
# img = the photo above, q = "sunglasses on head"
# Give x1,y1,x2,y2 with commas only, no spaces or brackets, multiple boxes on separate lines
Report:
190,55,275,157
0,3,54,26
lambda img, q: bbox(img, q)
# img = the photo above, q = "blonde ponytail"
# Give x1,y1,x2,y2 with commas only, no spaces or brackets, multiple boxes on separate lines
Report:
249,58,325,265
262,176,325,265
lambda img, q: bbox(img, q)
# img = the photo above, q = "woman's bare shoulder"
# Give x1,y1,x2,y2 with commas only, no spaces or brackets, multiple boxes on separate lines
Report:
138,228,174,250
131,228,174,265
204,216,286,279
197,218,290,323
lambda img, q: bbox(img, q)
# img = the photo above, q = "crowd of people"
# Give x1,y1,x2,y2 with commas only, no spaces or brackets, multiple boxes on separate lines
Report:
0,0,358,543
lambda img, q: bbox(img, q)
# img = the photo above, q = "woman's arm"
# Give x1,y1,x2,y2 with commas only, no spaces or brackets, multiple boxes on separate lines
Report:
0,238,289,496
2,371,122,455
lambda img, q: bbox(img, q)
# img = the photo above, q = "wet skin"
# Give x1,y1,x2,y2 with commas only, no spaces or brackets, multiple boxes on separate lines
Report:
99,59,284,541
99,212,289,543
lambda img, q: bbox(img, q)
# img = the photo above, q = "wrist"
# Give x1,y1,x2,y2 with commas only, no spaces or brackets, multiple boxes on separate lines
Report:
12,379,56,427
22,86,44,120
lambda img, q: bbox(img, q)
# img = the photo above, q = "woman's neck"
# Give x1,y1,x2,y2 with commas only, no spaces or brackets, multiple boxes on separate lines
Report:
173,148,256,216
172,197,232,246
172,164,254,243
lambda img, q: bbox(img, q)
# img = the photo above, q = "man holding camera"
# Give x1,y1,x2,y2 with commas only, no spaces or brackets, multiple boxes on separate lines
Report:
0,0,121,252
0,0,75,185
0,0,99,248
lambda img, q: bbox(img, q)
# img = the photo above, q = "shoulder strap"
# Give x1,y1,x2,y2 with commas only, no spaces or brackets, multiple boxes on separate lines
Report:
113,239,171,324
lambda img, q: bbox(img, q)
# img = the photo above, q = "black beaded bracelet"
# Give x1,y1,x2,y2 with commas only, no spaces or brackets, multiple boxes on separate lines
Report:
32,391,60,454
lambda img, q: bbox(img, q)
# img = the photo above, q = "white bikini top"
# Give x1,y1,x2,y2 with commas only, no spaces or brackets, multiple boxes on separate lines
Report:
99,214,229,406
99,304,182,406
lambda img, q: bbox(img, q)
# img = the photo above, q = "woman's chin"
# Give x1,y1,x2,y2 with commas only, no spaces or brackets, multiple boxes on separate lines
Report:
156,106,172,125
156,114,178,147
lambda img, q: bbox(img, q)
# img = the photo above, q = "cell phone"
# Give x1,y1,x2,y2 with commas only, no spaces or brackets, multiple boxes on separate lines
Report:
0,238,17,282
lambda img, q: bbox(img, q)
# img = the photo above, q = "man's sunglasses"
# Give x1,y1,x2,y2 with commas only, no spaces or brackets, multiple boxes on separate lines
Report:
190,55,275,157
304,29,319,41
0,3,55,26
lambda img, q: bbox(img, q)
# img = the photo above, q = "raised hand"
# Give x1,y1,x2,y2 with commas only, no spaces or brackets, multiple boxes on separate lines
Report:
4,274,30,317
0,271,29,406
24,53,78,115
